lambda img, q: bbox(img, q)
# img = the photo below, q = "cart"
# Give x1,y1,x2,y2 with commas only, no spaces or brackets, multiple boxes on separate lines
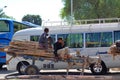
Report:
0,41,101,75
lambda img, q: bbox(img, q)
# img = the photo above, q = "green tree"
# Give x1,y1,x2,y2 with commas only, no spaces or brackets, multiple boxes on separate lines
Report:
0,8,15,19
22,14,42,26
0,8,5,17
60,0,120,20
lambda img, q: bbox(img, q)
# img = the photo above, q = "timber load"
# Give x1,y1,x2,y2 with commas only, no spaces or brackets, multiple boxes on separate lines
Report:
0,41,101,73
108,40,120,59
0,41,54,58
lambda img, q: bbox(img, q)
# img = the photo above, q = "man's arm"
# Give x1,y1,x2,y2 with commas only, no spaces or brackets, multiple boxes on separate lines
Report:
54,43,57,51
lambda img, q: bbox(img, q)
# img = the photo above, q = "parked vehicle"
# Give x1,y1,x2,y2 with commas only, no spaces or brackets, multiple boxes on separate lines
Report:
0,18,39,68
7,18,120,75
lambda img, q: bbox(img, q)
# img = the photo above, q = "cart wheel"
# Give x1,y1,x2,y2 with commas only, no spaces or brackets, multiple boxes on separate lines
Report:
25,65,39,75
17,61,30,75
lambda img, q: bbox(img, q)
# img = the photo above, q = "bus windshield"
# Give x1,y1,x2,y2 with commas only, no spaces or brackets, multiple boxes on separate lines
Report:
14,22,33,32
0,20,9,32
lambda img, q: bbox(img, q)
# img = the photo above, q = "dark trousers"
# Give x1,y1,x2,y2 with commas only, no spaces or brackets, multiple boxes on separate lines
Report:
54,51,58,57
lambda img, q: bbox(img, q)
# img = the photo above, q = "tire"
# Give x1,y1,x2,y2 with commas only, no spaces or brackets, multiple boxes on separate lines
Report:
90,61,107,75
17,61,30,75
107,68,110,72
77,69,81,71
25,65,39,75
0,65,3,69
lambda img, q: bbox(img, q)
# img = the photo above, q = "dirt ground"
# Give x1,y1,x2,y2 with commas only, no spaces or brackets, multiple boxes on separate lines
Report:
5,75,116,80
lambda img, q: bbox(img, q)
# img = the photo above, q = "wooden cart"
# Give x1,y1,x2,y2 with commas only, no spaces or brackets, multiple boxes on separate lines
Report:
0,41,101,75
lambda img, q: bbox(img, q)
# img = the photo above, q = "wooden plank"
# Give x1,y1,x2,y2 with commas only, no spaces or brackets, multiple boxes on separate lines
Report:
0,48,4,52
3,41,54,58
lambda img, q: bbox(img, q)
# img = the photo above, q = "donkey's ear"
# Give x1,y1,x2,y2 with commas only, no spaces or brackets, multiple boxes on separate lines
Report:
76,50,80,56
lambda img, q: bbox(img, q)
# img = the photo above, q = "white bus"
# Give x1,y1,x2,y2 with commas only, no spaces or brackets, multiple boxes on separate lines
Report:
7,18,120,75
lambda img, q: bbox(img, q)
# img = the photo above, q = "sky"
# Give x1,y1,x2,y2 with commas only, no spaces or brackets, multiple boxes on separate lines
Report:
0,0,64,21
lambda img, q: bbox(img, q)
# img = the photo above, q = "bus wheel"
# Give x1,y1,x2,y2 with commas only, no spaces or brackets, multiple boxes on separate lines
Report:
25,65,39,75
17,61,30,75
90,61,107,75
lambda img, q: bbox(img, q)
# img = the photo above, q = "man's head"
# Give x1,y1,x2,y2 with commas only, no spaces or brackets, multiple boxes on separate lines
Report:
44,28,49,33
58,38,63,43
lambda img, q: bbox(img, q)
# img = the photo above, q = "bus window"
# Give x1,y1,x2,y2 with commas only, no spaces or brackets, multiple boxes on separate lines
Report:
14,22,30,32
114,31,120,42
57,34,68,47
30,34,56,44
86,33,100,47
67,33,83,48
0,20,9,32
30,35,40,41
86,32,112,47
50,35,56,43
100,32,112,47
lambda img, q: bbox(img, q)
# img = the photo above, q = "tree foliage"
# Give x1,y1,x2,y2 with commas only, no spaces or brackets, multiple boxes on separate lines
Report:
60,0,120,20
0,8,15,19
22,14,42,26
0,8,5,17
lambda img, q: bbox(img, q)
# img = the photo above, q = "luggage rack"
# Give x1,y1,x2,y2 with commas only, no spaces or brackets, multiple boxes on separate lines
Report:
43,18,120,27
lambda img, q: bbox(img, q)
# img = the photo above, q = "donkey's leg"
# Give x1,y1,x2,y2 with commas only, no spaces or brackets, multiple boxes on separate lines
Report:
66,63,73,76
80,64,85,75
66,63,70,75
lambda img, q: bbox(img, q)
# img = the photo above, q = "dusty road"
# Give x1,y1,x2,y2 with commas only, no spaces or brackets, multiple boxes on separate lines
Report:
0,68,120,80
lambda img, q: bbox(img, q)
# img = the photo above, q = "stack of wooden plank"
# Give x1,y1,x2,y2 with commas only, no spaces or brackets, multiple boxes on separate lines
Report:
108,43,120,59
0,47,4,52
1,41,54,58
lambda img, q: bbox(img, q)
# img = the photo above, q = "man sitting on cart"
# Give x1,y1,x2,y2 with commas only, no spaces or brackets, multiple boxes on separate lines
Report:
39,28,49,49
53,38,65,58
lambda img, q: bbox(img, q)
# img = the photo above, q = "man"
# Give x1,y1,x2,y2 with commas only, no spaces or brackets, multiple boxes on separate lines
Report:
54,38,65,57
39,28,49,49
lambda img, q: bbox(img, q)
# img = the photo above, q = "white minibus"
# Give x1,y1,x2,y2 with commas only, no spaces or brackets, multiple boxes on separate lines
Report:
7,18,120,75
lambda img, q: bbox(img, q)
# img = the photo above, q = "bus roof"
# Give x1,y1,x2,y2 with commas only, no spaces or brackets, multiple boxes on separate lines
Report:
14,22,120,37
21,21,40,27
0,18,40,27
14,27,43,36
